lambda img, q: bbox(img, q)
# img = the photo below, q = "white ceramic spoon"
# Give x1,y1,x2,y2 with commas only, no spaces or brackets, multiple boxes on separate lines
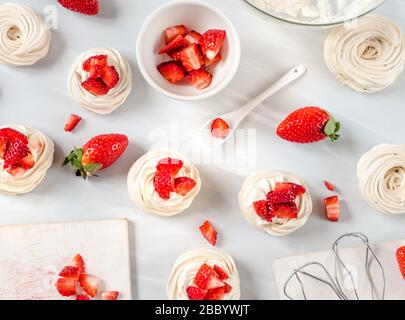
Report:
201,65,307,146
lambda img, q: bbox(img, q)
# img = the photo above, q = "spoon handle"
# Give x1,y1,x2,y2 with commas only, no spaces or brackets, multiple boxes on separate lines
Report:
237,65,306,118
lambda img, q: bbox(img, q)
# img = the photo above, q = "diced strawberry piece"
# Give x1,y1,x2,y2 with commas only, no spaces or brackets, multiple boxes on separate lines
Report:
186,286,207,300
187,69,213,90
180,44,205,72
156,158,184,175
76,294,90,300
213,265,229,280
211,118,230,139
325,196,340,222
167,50,182,61
164,25,187,44
174,177,197,196
0,136,6,159
267,182,306,204
89,64,103,79
64,114,82,133
83,55,107,72
59,266,80,280
199,220,217,246
159,35,188,55
195,264,224,290
78,274,99,298
153,169,175,200
274,202,298,220
101,291,119,300
101,66,120,89
205,286,227,301
205,53,222,67
324,181,336,192
194,264,213,287
19,154,35,170
81,78,109,96
396,246,405,280
253,200,275,222
223,283,233,294
157,61,187,84
55,278,77,297
199,30,226,60
184,31,202,45
71,254,86,273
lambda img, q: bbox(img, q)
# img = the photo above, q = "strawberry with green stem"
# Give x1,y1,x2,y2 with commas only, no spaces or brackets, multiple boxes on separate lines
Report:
63,134,128,179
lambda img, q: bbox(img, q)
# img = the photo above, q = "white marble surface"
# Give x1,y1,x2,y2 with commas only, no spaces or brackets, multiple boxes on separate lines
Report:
0,0,404,300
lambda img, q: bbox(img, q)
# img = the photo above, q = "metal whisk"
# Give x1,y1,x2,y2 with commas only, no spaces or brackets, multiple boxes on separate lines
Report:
283,233,386,300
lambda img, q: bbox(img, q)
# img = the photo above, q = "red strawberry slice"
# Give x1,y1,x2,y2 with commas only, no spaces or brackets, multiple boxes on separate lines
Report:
205,286,227,301
174,177,197,196
396,246,405,280
101,291,119,300
89,64,103,79
164,25,187,44
185,31,202,45
211,118,230,139
253,200,275,222
267,182,306,203
64,114,82,133
187,69,213,90
58,0,99,15
195,264,224,290
59,266,80,280
186,286,207,300
274,203,298,220
324,181,336,192
101,66,120,89
156,158,184,176
78,274,99,298
71,254,86,273
199,30,226,60
76,294,90,300
83,55,107,72
199,220,217,246
325,196,340,222
168,50,182,61
159,35,188,55
180,44,205,72
205,53,222,67
55,278,77,297
157,61,187,84
213,265,229,280
0,135,6,159
81,78,109,96
153,169,175,200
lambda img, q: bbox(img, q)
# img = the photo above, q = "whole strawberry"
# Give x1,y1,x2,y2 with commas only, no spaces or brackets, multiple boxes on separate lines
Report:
63,134,128,179
58,0,99,16
277,107,341,144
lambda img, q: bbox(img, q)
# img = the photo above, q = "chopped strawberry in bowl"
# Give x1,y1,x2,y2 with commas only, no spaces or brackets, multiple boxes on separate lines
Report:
136,1,241,100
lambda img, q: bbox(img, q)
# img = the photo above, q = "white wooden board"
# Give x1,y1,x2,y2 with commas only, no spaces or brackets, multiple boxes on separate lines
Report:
274,239,405,300
0,219,132,300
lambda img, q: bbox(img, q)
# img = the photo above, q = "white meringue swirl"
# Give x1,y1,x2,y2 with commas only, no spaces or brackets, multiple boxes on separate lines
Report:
324,15,405,93
357,144,405,215
68,48,132,115
0,3,51,66
127,149,201,217
239,170,313,237
167,248,241,300
0,125,54,195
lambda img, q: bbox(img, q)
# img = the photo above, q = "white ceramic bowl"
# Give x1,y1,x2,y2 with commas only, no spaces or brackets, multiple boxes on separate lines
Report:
136,0,241,101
